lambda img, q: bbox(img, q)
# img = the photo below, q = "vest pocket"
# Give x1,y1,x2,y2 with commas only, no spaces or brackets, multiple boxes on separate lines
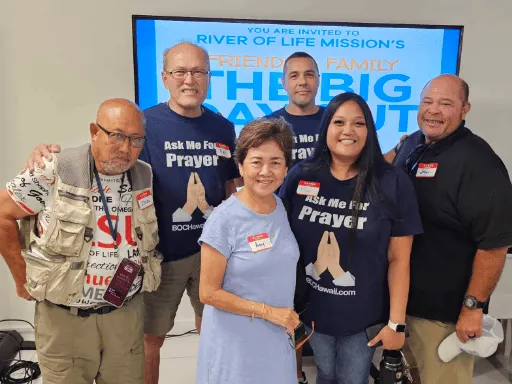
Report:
45,200,91,257
23,251,63,302
142,250,163,292
137,207,159,251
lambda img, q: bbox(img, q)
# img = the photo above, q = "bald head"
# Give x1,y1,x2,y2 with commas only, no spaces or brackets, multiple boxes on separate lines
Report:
162,42,209,71
161,42,211,118
417,74,471,144
90,98,146,175
97,98,145,128
422,74,469,104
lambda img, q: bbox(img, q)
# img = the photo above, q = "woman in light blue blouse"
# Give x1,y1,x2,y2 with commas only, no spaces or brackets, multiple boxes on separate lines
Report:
196,118,301,384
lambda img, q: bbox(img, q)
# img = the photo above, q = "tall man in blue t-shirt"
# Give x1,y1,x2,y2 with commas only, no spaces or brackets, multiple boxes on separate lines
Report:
266,51,324,384
266,52,325,170
140,42,240,384
24,42,240,384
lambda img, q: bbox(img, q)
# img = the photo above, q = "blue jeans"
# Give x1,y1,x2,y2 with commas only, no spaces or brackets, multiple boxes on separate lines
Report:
306,328,375,384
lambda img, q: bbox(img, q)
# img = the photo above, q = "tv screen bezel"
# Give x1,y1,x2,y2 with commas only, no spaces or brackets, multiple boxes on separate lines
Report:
132,14,464,107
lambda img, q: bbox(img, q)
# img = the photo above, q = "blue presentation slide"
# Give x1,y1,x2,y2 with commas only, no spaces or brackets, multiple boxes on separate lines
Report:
134,18,462,151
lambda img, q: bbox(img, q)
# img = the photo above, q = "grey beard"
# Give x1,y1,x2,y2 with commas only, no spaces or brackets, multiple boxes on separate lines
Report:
100,160,130,175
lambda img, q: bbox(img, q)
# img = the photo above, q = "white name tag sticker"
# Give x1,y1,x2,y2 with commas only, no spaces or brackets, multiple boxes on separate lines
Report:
416,163,438,178
248,233,272,253
215,143,231,158
296,180,320,196
137,190,154,210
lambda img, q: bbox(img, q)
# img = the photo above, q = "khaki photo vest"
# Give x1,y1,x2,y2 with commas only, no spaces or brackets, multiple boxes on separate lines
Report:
19,144,162,305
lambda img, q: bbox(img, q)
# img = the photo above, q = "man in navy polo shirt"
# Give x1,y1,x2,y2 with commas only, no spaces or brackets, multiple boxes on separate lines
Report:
394,74,512,384
140,42,240,384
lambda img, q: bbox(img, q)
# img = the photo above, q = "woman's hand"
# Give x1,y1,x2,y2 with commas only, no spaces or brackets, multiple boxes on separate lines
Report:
368,326,405,350
265,306,300,335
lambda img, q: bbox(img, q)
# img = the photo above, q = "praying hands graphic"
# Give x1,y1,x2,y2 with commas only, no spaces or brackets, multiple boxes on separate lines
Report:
306,230,356,287
172,172,213,223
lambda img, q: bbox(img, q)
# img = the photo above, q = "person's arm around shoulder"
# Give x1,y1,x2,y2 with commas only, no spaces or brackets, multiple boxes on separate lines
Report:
199,213,299,335
225,178,243,198
22,144,61,173
383,135,408,164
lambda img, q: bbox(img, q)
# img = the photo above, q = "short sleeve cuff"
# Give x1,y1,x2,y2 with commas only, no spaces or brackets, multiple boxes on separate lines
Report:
172,208,193,223
202,206,214,220
305,263,320,281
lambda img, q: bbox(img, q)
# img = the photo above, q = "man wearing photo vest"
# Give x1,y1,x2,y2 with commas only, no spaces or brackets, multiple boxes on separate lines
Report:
23,43,241,384
0,98,162,384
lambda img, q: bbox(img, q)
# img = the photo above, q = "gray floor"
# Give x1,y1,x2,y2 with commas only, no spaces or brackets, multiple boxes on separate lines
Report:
302,351,512,383
12,327,512,383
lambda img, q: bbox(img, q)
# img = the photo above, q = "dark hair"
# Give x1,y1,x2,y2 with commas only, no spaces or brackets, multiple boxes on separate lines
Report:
235,117,295,168
283,52,319,74
303,92,385,229
460,78,470,103
422,75,469,104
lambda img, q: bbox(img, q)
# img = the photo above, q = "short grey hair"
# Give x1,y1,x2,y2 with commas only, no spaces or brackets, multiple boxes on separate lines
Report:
162,42,210,71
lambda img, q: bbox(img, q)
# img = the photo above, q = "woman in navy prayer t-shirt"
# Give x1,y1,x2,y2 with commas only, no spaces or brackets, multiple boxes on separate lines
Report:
279,92,423,384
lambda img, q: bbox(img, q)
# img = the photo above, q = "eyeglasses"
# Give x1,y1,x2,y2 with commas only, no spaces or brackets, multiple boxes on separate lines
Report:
97,123,146,148
405,144,430,175
164,69,210,80
289,321,315,351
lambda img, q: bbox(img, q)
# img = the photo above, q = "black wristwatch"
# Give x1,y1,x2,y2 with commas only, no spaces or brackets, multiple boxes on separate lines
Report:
463,295,485,310
388,320,406,333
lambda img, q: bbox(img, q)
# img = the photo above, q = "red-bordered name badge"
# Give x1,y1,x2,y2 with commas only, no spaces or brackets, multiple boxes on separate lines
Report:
248,233,272,253
215,143,231,158
416,163,438,178
137,190,154,210
296,180,320,196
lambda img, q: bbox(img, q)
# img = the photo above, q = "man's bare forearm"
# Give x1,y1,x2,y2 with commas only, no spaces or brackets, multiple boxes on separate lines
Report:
466,247,508,301
0,217,27,286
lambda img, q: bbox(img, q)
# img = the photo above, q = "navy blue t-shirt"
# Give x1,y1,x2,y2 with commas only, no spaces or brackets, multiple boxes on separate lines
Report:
279,162,423,336
266,107,325,167
140,103,239,262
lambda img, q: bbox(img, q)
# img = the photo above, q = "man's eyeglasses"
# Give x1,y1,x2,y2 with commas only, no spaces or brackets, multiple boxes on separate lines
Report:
405,144,430,175
164,69,210,80
289,321,315,351
97,123,146,148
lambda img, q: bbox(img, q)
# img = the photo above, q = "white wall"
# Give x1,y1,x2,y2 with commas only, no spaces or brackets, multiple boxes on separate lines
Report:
1,0,511,322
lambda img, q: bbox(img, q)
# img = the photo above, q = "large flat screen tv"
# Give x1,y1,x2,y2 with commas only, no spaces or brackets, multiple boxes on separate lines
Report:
133,15,463,151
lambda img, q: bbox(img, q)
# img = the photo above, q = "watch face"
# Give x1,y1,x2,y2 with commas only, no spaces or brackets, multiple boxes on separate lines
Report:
464,296,476,308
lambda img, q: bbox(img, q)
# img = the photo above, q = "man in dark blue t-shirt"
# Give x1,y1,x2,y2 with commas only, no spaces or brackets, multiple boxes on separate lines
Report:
266,51,324,384
266,52,325,170
140,42,240,384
